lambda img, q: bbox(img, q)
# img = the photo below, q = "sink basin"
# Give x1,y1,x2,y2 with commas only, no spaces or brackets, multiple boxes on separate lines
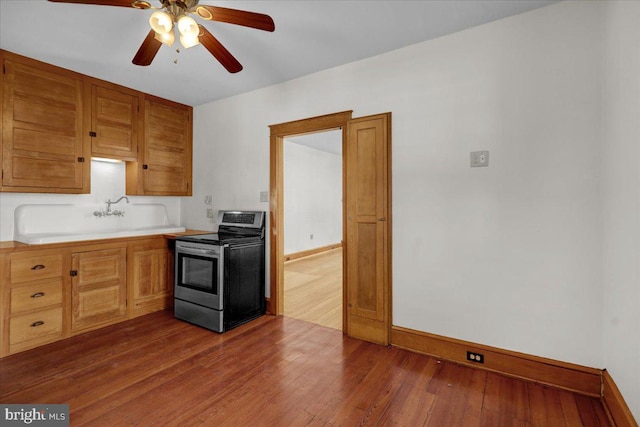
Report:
14,203,186,245
16,226,187,245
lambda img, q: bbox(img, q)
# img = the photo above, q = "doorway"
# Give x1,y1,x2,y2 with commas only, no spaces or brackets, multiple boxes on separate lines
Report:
269,110,392,345
283,130,343,330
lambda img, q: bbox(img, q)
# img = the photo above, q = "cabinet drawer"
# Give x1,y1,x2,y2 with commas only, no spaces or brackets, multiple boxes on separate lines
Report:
10,280,63,314
9,307,63,349
11,252,63,284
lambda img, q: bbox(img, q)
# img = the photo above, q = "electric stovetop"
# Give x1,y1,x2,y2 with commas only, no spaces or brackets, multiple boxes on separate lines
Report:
177,210,265,246
176,232,263,245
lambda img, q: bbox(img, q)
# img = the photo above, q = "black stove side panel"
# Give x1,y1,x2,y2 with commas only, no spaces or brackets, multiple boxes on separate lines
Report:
223,242,265,330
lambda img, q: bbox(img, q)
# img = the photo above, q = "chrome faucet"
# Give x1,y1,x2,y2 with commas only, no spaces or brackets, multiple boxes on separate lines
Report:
106,196,129,214
94,196,129,217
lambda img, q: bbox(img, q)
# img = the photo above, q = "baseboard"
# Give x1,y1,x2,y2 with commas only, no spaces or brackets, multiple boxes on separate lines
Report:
284,242,342,262
602,369,638,426
391,325,602,397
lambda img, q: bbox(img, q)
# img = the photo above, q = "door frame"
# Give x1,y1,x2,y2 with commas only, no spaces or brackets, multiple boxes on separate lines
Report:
268,111,353,330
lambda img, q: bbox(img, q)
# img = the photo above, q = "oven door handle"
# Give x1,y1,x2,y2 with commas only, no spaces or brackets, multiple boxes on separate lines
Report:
178,247,220,257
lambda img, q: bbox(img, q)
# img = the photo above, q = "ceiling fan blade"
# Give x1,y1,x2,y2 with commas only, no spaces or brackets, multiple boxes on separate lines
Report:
195,6,275,32
198,25,243,73
47,0,141,7
132,30,162,66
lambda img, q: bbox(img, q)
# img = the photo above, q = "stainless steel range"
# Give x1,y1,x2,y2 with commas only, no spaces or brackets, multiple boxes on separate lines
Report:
174,210,265,332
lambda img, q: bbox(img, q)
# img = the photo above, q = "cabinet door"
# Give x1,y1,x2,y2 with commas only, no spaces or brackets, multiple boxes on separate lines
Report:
88,80,140,161
128,238,171,317
1,52,88,193
128,96,192,195
71,247,127,332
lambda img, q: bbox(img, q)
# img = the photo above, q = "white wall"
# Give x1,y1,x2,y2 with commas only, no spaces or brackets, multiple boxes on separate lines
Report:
601,2,640,420
186,0,606,370
284,140,342,255
0,160,182,241
2,0,634,414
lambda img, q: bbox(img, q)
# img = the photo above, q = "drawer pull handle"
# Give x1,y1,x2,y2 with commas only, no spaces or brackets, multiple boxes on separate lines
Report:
31,264,45,270
30,321,45,328
31,292,46,298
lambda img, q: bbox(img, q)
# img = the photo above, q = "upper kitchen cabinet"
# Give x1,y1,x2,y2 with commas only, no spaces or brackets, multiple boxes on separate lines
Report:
86,78,142,162
126,95,192,196
1,51,90,193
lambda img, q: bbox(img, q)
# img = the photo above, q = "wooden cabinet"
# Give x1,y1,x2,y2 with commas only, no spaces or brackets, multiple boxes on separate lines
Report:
2,249,65,355
86,78,141,161
71,246,127,332
1,50,90,193
1,235,184,357
1,50,192,195
128,237,172,318
126,96,192,196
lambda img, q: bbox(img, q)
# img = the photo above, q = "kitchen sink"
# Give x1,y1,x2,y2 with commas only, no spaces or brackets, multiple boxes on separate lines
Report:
15,226,187,245
14,203,186,245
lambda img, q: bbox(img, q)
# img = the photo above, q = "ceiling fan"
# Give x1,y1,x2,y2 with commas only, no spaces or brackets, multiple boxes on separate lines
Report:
47,0,275,73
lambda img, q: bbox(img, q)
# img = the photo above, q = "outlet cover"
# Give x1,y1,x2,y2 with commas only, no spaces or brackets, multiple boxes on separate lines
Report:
204,195,212,205
206,208,214,219
260,191,269,202
470,151,489,167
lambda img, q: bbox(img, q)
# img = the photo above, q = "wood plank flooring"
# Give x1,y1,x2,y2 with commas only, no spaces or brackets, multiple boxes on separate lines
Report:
0,310,610,426
284,248,343,330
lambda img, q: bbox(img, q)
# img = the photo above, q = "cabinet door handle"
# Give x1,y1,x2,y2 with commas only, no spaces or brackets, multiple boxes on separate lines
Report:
30,321,45,328
31,264,45,270
70,270,78,277
30,292,45,298
143,164,148,169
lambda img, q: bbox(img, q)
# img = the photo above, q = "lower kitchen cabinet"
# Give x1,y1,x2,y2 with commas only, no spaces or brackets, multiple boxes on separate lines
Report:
0,235,176,357
71,245,127,332
128,238,172,318
10,306,64,354
1,249,66,355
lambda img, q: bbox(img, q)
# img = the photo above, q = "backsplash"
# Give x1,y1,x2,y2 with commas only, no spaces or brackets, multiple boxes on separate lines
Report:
0,160,182,242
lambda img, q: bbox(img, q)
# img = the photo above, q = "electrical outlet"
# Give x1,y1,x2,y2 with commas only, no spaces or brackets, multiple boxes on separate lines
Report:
310,234,314,240
466,351,484,364
206,208,214,219
260,191,269,202
470,151,489,167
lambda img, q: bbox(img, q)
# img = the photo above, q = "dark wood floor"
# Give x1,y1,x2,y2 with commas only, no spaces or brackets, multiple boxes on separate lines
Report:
0,310,610,426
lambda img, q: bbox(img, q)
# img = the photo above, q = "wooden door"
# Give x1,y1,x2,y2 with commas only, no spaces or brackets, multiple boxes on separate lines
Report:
345,113,391,345
88,81,140,161
1,53,88,192
71,247,127,332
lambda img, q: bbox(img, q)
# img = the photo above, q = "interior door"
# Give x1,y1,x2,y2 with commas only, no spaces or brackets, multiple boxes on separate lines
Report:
345,113,391,345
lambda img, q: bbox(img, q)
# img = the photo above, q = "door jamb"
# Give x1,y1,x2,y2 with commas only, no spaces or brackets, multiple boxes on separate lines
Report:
268,111,353,329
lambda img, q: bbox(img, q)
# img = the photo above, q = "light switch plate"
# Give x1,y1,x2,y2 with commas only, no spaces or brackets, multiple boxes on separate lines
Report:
260,191,269,202
471,151,489,167
204,195,212,205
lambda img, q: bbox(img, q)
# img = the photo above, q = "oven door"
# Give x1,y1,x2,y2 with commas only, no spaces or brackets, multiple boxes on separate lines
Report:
174,243,224,310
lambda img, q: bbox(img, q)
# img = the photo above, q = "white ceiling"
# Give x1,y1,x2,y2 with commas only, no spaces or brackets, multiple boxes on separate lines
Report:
0,0,556,106
287,129,343,155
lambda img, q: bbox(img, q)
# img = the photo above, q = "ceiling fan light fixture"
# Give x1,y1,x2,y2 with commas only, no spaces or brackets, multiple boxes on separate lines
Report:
177,15,199,37
149,11,173,34
179,33,200,49
154,29,175,47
